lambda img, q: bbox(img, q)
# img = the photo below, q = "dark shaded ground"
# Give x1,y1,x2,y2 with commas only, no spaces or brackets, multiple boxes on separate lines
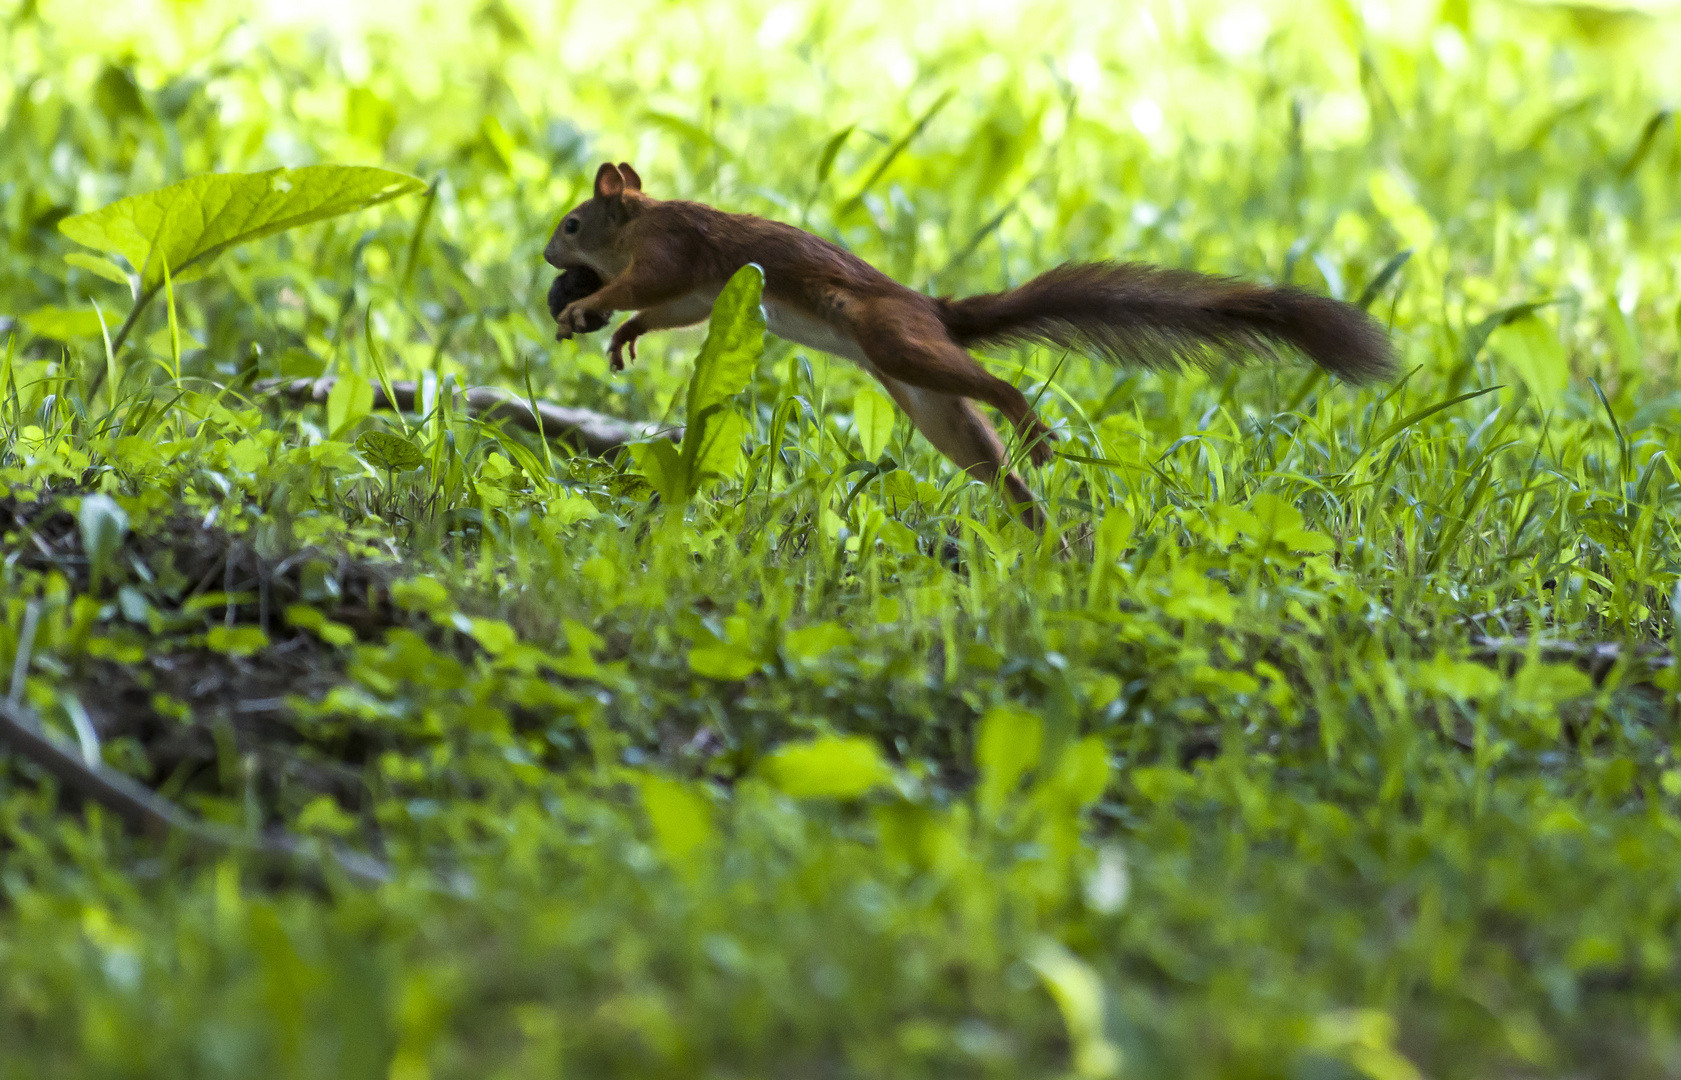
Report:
2,486,408,821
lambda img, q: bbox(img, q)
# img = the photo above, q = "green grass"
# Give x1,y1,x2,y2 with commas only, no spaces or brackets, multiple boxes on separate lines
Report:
3,0,1681,1076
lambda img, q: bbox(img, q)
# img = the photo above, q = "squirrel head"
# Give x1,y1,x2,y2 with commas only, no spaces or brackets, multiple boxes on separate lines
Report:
544,162,645,274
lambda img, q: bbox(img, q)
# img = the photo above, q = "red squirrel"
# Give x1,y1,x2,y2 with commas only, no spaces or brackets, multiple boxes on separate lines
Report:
545,162,1394,526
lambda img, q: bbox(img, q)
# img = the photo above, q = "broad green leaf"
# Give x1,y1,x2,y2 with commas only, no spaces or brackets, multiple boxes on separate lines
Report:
284,605,355,647
206,625,269,657
296,795,359,837
78,494,129,589
1417,652,1501,701
65,252,132,286
689,640,762,681
279,348,326,378
631,439,688,504
686,263,766,421
1042,737,1111,809
346,87,397,147
548,493,599,526
638,775,715,866
59,165,424,290
21,305,106,340
356,430,424,471
1495,314,1569,411
391,576,452,618
1161,565,1236,625
783,621,855,663
640,264,767,506
1028,939,1122,1078
854,387,896,459
1511,662,1593,712
327,376,374,439
976,705,1042,815
467,617,518,657
759,735,892,800
1250,492,1334,554
1460,299,1553,368
691,408,746,481
1311,1009,1425,1080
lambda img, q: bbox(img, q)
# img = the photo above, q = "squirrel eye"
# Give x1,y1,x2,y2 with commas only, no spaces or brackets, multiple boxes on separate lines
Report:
563,217,581,235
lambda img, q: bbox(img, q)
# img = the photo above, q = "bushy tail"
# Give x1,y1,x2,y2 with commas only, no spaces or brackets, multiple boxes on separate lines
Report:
937,261,1395,384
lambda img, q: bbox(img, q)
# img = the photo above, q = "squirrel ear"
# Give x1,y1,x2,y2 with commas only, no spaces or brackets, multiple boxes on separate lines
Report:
593,162,624,200
616,162,642,191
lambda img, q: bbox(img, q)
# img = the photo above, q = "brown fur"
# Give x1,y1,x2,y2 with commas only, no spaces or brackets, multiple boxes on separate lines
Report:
544,163,1395,528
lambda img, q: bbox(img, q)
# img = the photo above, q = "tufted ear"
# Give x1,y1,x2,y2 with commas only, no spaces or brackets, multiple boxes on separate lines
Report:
616,162,642,191
593,162,624,199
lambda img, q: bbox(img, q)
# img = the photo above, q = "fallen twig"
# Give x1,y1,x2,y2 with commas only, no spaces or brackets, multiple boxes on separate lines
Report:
0,696,389,887
259,377,680,456
1470,635,1674,680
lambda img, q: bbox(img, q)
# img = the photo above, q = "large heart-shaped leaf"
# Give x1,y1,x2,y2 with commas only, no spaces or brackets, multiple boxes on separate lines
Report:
59,166,424,290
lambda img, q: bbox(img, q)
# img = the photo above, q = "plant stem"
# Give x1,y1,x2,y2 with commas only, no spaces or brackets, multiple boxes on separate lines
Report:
84,284,160,402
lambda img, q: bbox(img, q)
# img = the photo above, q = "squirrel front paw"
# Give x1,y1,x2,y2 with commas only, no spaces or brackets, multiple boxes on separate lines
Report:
557,301,608,336
548,267,609,340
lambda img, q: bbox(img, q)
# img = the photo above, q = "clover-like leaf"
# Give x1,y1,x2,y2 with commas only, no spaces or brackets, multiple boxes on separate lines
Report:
356,430,425,472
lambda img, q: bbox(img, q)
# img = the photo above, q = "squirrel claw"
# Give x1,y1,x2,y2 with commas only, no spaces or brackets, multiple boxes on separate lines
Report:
607,332,639,373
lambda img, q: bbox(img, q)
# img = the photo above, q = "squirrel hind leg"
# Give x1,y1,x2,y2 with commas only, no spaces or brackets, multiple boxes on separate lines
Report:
854,309,1056,468
876,377,1044,531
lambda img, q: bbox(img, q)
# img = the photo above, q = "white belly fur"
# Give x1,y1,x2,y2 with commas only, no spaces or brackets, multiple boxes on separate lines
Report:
763,301,869,366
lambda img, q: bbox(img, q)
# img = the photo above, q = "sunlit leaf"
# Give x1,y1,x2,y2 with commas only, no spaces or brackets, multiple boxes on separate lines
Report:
59,165,424,290
783,621,855,663
976,705,1042,815
327,376,374,439
853,387,895,460
21,305,106,340
759,735,891,799
690,408,746,481
206,625,269,657
689,640,762,681
1028,939,1122,1078
686,264,766,422
65,252,132,287
638,775,715,866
